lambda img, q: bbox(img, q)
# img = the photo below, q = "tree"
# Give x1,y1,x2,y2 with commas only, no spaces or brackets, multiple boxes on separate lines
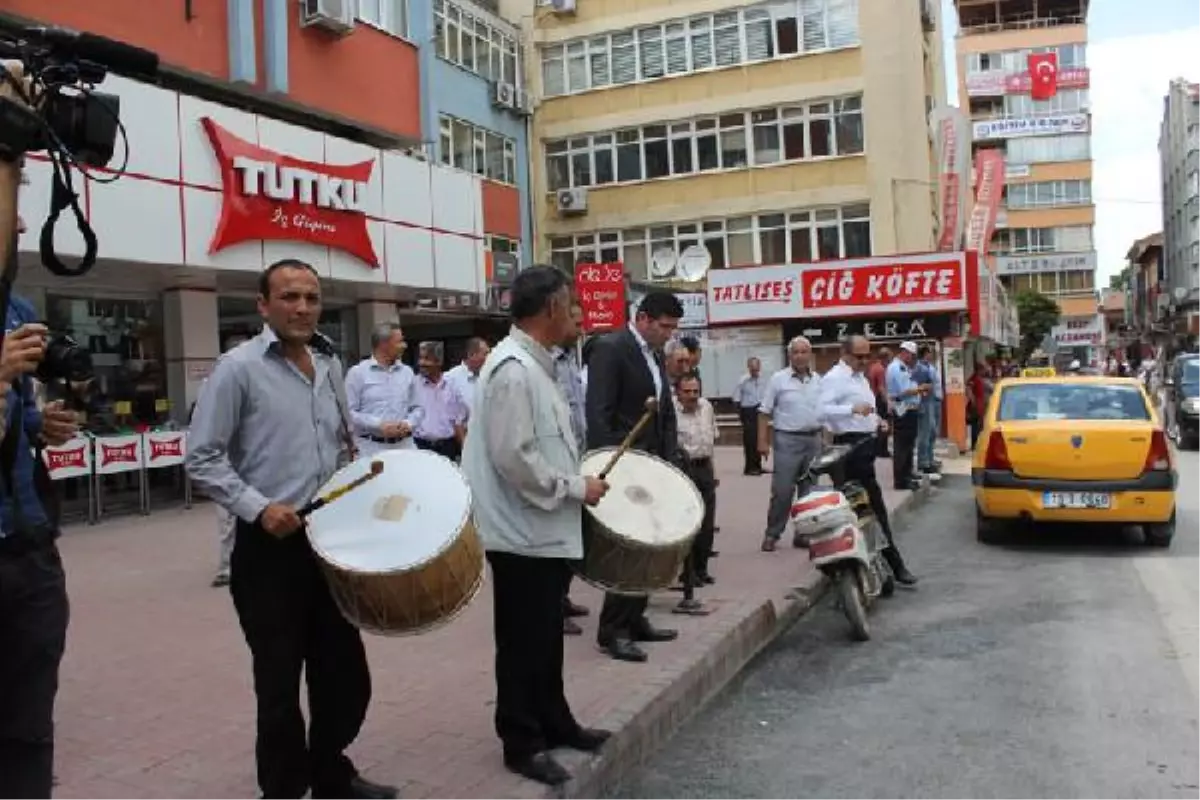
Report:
1108,266,1133,292
1014,290,1061,361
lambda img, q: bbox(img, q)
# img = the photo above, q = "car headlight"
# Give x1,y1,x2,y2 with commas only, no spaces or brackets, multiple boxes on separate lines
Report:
1184,398,1200,414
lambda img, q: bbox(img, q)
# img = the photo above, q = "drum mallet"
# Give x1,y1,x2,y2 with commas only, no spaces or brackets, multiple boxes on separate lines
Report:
298,460,385,519
598,397,659,480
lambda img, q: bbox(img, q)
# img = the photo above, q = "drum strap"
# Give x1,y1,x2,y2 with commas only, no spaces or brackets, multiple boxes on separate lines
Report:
326,358,357,462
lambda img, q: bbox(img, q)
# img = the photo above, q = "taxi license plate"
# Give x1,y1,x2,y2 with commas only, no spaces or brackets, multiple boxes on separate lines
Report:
1042,491,1112,510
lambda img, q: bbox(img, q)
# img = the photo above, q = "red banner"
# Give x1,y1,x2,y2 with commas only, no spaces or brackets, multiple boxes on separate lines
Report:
1027,52,1059,100
964,149,1006,256
1006,66,1087,94
935,115,962,252
202,117,380,267
799,259,965,311
574,262,627,333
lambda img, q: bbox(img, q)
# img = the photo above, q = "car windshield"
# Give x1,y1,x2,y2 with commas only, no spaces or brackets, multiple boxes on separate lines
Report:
1181,359,1199,396
998,383,1150,422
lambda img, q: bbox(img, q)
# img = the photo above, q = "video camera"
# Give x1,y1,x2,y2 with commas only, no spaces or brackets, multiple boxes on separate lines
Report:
0,23,158,277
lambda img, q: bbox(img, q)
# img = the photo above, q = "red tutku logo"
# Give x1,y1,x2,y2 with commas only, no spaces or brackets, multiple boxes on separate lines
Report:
150,438,183,461
202,117,380,267
47,448,86,472
101,443,139,467
1028,52,1058,101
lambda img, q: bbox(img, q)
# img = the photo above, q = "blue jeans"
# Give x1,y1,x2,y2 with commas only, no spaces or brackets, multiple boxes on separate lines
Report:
917,399,942,469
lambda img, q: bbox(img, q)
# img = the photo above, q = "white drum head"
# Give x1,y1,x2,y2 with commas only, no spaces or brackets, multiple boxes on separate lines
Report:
307,449,472,575
581,448,703,546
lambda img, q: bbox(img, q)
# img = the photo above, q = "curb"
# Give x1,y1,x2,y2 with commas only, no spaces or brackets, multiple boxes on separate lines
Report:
547,481,936,799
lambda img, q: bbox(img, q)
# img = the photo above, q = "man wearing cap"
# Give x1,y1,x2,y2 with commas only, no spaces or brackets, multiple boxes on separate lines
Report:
886,342,930,491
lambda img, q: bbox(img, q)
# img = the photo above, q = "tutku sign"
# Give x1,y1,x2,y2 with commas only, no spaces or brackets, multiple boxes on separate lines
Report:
705,252,973,325
202,118,379,267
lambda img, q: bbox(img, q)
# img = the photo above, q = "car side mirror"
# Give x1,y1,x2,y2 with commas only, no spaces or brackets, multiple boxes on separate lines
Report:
1165,378,1175,388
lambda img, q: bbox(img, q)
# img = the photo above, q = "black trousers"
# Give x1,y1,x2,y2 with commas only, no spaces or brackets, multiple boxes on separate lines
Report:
892,412,919,488
875,396,892,456
230,519,371,799
738,407,760,472
684,458,716,577
416,437,461,462
831,434,900,553
0,537,68,800
597,592,649,645
487,551,580,762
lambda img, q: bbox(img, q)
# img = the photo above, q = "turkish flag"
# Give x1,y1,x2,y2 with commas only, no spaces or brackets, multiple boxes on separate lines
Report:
1028,52,1058,100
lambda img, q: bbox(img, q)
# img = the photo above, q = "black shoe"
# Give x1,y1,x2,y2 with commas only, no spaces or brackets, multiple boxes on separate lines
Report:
563,598,589,618
892,565,919,586
697,572,715,585
563,618,583,636
710,550,720,558
211,573,230,588
505,752,571,786
598,637,648,662
350,777,400,800
632,623,678,643
557,728,612,752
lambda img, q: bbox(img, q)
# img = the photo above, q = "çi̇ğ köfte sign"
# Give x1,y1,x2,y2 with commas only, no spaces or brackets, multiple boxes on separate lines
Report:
705,252,974,325
202,117,380,267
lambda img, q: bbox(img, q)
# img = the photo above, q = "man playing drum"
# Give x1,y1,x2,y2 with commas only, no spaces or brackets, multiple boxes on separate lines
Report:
462,266,612,787
586,291,683,663
186,259,397,799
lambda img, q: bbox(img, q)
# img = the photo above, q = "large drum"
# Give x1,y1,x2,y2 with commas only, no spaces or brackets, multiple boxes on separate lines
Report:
306,449,483,636
576,447,704,595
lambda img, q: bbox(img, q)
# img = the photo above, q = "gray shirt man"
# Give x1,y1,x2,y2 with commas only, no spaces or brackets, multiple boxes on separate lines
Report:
186,327,353,523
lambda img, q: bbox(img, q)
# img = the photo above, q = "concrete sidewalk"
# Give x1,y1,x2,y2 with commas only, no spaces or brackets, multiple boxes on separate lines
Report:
50,447,932,799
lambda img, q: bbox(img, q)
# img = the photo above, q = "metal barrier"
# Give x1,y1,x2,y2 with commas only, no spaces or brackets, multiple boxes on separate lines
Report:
41,430,193,524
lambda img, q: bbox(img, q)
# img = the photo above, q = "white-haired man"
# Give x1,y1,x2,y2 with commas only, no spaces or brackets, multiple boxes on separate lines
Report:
757,336,824,552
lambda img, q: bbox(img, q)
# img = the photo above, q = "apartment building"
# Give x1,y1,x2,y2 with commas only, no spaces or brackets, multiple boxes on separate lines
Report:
1158,78,1200,336
515,0,944,282
954,0,1097,319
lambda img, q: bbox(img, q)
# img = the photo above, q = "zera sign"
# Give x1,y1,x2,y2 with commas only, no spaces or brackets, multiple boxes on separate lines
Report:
202,117,379,267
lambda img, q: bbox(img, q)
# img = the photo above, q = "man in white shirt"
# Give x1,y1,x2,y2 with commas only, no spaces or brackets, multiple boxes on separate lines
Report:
758,336,824,552
446,337,490,424
733,358,766,475
886,341,929,491
674,373,718,587
821,335,917,585
343,323,422,457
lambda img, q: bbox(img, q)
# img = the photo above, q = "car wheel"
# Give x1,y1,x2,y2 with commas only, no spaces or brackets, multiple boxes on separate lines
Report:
1144,512,1175,548
976,506,1003,545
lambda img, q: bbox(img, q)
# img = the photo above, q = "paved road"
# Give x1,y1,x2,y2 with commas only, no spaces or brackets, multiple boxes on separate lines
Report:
614,454,1200,799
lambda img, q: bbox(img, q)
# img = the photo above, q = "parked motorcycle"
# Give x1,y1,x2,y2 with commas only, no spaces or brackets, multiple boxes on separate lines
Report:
790,436,894,641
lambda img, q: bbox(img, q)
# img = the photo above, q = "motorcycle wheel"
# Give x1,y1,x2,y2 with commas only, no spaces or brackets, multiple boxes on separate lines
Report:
880,569,896,598
836,568,871,641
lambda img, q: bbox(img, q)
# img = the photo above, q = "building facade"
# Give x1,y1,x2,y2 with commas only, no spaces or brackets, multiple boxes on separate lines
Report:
5,0,516,426
1158,77,1200,336
419,0,534,264
513,0,945,296
953,0,1098,320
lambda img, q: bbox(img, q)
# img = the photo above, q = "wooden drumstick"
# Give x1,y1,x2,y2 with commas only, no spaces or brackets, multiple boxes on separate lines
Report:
298,460,384,518
598,397,658,480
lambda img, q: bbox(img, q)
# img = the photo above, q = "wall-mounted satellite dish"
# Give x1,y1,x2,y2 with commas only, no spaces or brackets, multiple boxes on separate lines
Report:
676,244,712,282
650,248,678,279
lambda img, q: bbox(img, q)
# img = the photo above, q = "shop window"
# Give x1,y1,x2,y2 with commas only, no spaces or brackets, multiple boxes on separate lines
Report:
47,296,166,431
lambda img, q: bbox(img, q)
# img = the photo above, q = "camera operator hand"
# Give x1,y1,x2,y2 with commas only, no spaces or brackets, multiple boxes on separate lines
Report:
40,400,79,447
0,322,47,384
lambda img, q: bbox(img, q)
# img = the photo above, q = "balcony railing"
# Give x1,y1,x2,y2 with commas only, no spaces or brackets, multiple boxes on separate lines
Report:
960,14,1086,36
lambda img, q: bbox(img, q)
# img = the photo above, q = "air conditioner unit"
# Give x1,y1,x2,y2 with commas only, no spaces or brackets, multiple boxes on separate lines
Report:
301,0,355,34
556,187,588,215
512,87,533,116
550,0,577,14
493,81,516,109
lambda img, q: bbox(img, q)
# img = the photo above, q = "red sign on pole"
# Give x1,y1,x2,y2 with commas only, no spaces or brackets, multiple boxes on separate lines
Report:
574,262,627,333
202,117,380,267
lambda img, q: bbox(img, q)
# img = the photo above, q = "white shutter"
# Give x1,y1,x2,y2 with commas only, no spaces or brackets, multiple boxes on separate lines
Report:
744,8,772,61
690,18,714,69
638,26,665,79
800,0,827,51
589,37,611,86
713,13,740,66
665,23,689,74
611,32,637,84
827,0,858,47
541,46,565,96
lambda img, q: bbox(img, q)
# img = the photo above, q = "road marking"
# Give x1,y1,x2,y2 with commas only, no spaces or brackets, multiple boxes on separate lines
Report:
1132,553,1199,699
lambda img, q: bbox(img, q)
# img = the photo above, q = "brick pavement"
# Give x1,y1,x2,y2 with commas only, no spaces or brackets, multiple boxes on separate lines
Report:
51,446,919,799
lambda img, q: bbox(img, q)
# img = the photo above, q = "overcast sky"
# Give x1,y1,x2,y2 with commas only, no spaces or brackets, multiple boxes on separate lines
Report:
940,0,1200,286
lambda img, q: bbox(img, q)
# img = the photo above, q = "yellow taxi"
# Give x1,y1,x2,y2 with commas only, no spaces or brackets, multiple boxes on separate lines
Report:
972,376,1177,547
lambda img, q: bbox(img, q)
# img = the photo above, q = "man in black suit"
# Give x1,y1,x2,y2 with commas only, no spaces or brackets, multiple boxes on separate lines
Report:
585,292,683,663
